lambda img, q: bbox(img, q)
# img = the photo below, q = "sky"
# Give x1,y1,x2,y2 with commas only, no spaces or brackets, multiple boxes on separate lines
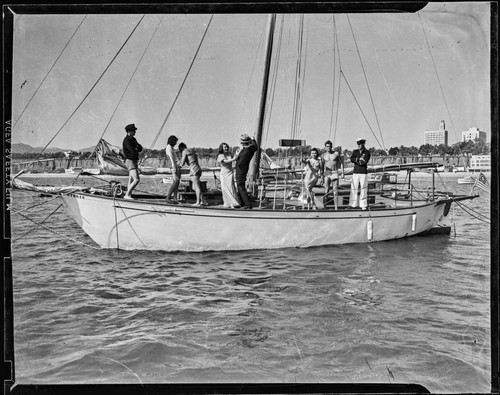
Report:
9,2,491,152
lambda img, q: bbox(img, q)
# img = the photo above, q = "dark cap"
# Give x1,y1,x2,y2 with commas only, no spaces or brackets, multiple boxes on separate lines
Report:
125,123,137,132
356,138,366,144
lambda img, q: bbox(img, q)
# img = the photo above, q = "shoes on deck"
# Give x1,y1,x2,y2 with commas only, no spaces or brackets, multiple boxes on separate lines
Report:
123,195,135,200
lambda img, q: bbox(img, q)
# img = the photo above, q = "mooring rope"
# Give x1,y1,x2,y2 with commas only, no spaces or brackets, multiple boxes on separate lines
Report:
11,195,60,215
12,202,64,241
454,200,490,224
14,209,100,249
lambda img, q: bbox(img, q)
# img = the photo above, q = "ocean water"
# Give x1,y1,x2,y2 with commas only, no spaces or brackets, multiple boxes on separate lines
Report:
9,173,491,392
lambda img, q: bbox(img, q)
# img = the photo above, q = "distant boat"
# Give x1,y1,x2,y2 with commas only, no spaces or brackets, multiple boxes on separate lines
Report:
457,176,476,185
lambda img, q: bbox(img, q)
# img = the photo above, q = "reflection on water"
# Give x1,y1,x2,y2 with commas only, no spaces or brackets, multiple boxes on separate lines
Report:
10,174,491,392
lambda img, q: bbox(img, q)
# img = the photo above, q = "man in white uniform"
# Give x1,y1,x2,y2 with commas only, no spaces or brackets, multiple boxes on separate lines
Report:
349,138,371,210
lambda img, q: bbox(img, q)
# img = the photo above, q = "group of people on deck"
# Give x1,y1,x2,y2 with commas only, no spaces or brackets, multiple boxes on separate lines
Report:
301,137,371,210
122,124,257,209
121,123,371,210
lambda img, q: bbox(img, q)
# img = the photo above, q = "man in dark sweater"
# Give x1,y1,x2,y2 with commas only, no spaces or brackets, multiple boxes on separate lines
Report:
122,123,143,199
235,134,258,209
349,138,371,209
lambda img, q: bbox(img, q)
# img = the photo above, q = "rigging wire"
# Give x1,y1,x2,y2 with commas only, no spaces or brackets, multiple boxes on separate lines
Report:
291,14,306,141
328,15,337,142
237,18,267,135
98,16,165,148
297,17,309,141
290,16,300,140
435,171,449,194
32,15,146,164
340,71,383,148
332,17,343,147
346,15,386,151
417,12,463,157
145,14,214,160
13,15,88,129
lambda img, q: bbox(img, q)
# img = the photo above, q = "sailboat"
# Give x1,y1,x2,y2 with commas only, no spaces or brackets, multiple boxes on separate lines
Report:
12,13,478,252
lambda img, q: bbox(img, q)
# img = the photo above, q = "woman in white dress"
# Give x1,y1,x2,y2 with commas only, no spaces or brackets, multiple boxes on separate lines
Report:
217,142,241,208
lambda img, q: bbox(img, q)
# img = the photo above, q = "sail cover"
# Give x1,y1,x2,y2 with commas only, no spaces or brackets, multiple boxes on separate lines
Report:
11,172,91,194
95,139,129,176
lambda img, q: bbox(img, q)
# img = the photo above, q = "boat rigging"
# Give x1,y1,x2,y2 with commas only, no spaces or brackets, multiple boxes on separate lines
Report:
11,12,483,251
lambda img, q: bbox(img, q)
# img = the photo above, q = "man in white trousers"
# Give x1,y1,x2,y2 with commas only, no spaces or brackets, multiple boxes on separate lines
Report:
349,138,371,210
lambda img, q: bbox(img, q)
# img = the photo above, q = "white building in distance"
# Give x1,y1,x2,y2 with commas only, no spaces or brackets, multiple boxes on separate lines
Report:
462,127,487,142
469,154,491,172
424,120,448,146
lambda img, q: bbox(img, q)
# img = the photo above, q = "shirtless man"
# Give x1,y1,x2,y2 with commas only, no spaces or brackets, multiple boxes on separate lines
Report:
321,140,344,210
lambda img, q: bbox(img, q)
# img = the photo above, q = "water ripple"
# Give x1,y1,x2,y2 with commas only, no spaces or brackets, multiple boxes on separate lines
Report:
10,178,491,391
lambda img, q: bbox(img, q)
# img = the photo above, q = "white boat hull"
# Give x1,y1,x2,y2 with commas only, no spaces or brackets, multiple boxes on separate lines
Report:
60,193,451,251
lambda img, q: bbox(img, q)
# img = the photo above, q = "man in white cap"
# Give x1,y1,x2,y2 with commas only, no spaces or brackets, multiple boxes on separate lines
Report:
235,134,258,209
349,138,371,209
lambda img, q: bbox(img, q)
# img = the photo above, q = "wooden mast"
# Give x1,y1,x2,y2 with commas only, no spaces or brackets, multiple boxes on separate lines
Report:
248,13,277,182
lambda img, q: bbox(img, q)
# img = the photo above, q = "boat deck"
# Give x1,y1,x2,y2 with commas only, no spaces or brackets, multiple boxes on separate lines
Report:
119,191,423,211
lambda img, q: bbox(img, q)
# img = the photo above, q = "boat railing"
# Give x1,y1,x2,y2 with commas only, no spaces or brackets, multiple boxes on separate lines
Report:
257,167,447,210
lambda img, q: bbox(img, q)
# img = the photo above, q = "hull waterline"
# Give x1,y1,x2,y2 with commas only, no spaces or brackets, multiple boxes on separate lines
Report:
60,192,451,251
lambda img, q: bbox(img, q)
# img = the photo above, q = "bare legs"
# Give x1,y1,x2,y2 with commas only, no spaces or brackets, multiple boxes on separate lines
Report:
166,168,180,203
192,176,207,206
124,168,140,199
